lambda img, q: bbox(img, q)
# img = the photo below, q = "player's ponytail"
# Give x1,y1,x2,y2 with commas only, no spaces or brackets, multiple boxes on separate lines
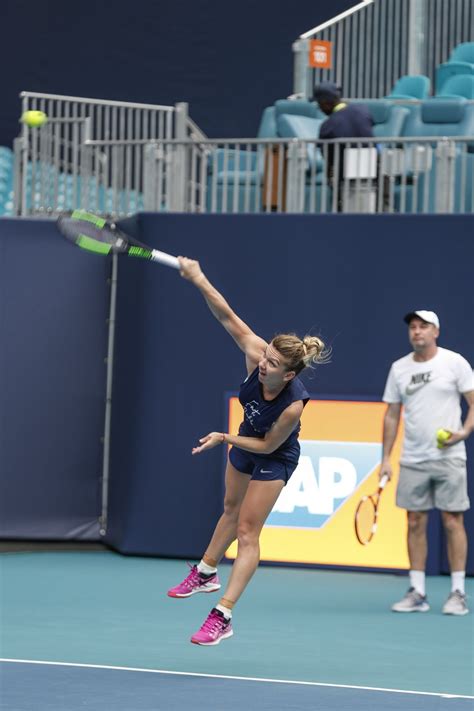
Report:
272,333,331,375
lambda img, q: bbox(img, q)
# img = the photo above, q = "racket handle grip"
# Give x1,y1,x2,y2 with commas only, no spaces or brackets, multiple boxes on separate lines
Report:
379,474,389,489
151,249,180,270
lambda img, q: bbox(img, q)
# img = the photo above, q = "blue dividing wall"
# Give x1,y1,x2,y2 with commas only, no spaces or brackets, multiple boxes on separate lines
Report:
0,218,109,539
105,213,474,574
0,214,472,573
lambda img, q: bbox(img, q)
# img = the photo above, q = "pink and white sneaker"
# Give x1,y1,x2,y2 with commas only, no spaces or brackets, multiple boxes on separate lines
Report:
167,563,221,598
191,608,233,646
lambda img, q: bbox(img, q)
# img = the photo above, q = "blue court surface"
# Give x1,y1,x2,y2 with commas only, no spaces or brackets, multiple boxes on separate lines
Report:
1,551,473,710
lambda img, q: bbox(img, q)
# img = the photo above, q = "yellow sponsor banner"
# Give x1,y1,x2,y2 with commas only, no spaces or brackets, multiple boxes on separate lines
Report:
226,398,409,570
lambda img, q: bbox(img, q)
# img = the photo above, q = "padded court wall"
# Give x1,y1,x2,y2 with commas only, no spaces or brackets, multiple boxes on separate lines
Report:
106,213,474,574
0,218,110,539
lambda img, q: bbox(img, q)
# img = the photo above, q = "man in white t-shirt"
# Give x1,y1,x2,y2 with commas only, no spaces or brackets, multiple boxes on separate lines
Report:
381,310,474,615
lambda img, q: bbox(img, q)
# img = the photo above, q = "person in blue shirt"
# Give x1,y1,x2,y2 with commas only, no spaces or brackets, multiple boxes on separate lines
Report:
314,81,373,140
167,256,328,645
314,81,374,210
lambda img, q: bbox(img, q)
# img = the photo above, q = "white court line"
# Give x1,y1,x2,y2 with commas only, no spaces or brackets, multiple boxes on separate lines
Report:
1,659,472,700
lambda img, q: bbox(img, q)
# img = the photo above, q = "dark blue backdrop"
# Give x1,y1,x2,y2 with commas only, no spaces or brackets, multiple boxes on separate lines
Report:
0,0,353,145
105,213,474,574
0,218,110,538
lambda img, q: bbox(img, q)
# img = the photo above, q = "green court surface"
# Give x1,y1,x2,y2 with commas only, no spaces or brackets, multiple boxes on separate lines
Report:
0,551,472,699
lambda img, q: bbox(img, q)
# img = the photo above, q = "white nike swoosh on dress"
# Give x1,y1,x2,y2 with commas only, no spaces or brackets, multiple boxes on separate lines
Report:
260,469,273,474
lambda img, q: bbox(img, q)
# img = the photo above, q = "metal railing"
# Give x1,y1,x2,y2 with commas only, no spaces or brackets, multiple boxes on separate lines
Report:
137,135,474,215
12,94,474,217
293,0,474,99
13,92,206,217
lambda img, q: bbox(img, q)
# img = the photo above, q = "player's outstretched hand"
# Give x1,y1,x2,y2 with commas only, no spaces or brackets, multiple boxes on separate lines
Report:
178,256,204,284
192,432,224,455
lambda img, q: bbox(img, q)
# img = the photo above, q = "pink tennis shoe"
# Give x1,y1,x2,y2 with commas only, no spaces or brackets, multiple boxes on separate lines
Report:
191,608,233,646
167,563,221,598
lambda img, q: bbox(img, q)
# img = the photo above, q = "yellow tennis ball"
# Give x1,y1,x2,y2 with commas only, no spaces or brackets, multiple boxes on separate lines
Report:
436,428,451,448
21,110,48,128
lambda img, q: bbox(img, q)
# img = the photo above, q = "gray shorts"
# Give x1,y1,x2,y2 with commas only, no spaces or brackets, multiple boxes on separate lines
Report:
397,458,470,512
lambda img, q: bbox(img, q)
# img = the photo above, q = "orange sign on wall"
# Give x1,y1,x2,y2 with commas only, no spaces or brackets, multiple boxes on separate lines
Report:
226,398,409,571
309,39,332,69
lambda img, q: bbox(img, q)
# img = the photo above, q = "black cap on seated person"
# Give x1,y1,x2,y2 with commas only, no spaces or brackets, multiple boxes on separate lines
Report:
313,81,342,102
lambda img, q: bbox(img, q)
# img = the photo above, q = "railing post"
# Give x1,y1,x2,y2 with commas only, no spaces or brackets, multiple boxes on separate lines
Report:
435,139,456,214
13,137,25,216
292,39,310,99
286,140,307,213
407,0,426,76
174,102,189,210
143,143,159,211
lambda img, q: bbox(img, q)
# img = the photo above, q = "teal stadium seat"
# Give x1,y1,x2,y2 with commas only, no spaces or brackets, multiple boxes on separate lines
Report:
22,163,144,215
0,147,14,216
352,99,409,137
402,98,474,138
394,98,474,213
387,75,431,100
207,99,325,212
436,42,474,93
276,112,328,212
256,106,277,138
436,74,474,100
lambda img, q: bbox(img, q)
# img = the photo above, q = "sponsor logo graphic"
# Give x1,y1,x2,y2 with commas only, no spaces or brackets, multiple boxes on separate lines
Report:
226,397,409,569
405,371,432,395
267,441,381,529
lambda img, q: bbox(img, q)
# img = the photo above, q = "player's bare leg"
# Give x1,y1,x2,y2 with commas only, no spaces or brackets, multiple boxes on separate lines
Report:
222,478,284,603
407,511,429,570
392,511,430,612
204,460,251,563
441,511,469,615
167,460,249,598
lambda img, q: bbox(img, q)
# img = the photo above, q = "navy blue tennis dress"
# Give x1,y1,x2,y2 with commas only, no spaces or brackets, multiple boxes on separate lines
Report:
228,367,309,483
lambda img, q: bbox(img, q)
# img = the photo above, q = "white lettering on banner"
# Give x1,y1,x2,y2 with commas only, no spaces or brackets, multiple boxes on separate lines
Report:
274,457,318,514
319,456,357,512
273,455,357,516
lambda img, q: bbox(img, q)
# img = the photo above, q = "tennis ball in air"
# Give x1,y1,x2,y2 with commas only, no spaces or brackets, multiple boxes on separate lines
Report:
436,428,451,448
21,110,48,128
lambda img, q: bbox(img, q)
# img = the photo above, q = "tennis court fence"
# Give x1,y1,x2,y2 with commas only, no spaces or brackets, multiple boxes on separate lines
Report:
13,92,205,217
14,132,474,216
293,0,474,99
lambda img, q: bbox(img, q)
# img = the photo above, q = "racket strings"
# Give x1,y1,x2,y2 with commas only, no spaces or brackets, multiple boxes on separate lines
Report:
355,497,377,544
58,215,129,255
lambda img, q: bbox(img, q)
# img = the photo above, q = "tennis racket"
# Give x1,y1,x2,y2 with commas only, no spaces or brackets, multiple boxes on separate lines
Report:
57,210,180,269
354,474,389,545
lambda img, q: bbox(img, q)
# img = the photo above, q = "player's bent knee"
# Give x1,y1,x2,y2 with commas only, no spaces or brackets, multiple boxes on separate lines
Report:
223,499,241,520
236,521,260,547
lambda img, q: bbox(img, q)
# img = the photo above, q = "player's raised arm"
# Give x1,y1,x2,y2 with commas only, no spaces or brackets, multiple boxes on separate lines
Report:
178,257,266,372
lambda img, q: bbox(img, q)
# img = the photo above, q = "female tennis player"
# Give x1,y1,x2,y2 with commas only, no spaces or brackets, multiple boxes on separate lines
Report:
168,257,328,645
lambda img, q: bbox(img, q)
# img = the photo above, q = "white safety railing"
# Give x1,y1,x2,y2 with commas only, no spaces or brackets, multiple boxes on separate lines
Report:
133,135,473,215
13,92,206,217
293,0,474,99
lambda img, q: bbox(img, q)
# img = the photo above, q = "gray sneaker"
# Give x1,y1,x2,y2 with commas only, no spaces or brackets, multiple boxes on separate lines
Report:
442,590,469,616
391,587,430,613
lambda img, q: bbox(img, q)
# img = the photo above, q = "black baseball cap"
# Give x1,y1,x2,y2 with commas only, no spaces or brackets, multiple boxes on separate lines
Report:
313,81,342,101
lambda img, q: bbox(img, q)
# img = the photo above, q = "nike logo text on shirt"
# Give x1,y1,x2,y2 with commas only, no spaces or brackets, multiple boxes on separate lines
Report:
405,371,432,395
